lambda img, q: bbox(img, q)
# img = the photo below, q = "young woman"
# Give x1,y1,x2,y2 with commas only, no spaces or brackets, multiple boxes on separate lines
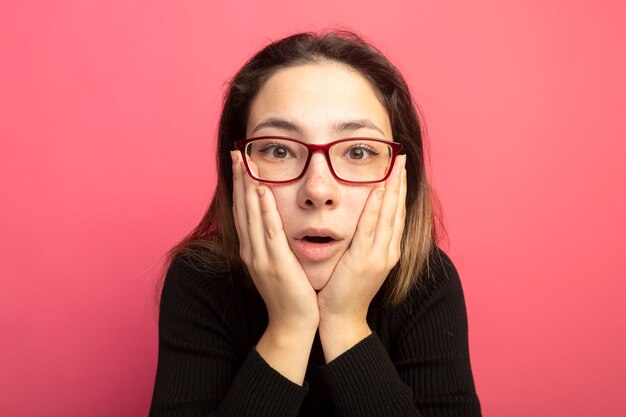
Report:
149,31,481,417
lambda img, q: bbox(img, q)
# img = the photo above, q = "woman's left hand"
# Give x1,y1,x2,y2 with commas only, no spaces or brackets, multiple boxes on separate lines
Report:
317,155,407,362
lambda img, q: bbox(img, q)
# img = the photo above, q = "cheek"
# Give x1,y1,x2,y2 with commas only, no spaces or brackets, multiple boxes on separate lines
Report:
266,185,296,228
342,184,379,225
346,184,378,208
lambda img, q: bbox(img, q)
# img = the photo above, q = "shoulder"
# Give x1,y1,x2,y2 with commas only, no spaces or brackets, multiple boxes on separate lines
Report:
163,253,231,295
403,247,465,313
403,246,469,330
373,247,470,341
383,246,463,308
158,251,242,325
415,246,464,301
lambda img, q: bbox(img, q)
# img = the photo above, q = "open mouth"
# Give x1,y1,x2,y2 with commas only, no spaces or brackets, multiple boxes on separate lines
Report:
302,236,334,244
292,231,341,262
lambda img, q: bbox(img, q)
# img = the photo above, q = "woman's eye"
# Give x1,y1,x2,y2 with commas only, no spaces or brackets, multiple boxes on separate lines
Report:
259,143,292,159
347,145,378,161
349,148,365,159
272,146,288,158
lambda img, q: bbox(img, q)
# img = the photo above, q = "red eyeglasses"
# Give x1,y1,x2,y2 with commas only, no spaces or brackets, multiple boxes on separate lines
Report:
234,136,403,184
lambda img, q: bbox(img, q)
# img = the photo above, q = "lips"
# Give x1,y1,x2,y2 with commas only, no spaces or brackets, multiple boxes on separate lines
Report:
292,228,342,262
294,228,340,241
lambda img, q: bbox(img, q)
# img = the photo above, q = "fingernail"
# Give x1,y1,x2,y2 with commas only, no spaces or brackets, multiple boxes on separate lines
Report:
395,156,403,174
399,156,407,174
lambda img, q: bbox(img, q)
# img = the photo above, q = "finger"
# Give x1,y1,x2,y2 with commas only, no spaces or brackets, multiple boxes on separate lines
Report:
242,158,269,261
349,186,385,256
232,151,251,259
389,157,407,260
373,154,405,252
256,184,299,266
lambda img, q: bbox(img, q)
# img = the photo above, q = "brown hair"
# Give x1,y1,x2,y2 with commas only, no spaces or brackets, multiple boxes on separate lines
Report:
158,30,447,305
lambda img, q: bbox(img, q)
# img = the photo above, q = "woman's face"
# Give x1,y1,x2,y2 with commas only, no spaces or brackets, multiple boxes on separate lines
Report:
245,62,393,290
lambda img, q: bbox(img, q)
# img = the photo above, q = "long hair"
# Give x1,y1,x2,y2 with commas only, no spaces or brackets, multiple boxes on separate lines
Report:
158,30,447,305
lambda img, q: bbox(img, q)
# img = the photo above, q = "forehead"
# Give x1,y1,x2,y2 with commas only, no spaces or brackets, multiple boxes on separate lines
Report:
246,62,392,139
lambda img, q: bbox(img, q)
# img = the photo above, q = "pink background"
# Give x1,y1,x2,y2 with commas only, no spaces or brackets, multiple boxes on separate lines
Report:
1,0,625,415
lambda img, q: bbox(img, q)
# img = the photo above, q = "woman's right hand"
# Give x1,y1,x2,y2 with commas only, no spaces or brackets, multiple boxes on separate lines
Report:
231,151,319,335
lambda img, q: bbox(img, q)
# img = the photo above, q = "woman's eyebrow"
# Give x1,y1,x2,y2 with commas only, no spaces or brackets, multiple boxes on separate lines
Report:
332,119,385,136
251,118,304,135
250,117,385,136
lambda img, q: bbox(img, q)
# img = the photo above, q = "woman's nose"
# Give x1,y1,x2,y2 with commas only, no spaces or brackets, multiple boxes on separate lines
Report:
297,153,339,209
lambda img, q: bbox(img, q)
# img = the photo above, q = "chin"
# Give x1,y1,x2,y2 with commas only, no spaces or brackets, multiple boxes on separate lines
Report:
303,266,333,291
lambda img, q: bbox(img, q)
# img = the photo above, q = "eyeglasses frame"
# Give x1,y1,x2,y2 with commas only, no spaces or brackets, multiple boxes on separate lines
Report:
233,136,403,184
